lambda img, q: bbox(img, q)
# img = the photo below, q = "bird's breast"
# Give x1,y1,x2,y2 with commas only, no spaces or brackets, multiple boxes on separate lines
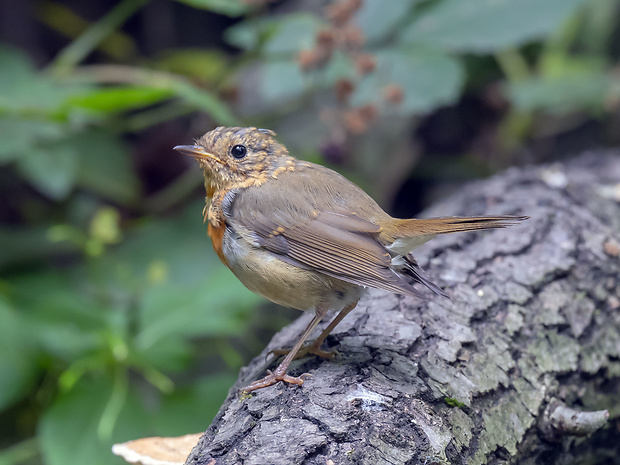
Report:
207,221,228,266
218,223,362,311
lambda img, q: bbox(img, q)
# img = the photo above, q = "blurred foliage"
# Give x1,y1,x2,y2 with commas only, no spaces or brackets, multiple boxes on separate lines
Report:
0,0,619,464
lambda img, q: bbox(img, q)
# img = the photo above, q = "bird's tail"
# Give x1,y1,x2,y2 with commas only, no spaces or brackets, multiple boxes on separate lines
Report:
383,215,528,254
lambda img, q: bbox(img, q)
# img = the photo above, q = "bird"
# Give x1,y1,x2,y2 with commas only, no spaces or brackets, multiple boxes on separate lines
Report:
174,126,527,393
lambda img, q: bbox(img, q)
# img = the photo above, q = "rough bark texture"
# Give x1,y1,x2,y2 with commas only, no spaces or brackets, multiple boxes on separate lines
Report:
186,152,620,465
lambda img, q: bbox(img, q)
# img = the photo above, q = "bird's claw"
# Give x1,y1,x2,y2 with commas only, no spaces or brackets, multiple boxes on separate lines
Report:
241,370,312,393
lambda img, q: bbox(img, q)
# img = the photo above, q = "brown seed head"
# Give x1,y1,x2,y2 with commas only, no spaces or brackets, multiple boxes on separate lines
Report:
344,109,367,135
341,26,364,48
355,53,376,75
335,78,355,103
358,104,378,122
383,84,405,105
343,104,378,135
297,48,332,72
297,49,320,71
316,28,337,49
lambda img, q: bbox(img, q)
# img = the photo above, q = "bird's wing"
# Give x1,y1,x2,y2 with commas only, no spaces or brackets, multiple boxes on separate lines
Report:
227,171,428,299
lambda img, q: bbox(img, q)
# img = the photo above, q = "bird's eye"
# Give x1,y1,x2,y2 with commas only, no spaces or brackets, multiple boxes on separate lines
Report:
230,144,247,159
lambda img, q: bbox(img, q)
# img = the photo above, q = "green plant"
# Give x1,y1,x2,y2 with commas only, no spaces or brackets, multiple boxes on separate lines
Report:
0,1,256,463
224,0,618,198
228,0,610,135
1,1,618,464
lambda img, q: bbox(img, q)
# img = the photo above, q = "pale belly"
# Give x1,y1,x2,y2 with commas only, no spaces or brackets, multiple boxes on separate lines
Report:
221,227,363,312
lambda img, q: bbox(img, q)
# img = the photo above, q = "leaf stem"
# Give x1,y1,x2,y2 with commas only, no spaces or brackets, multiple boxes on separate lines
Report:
495,48,531,83
0,438,40,465
71,65,239,125
97,364,128,441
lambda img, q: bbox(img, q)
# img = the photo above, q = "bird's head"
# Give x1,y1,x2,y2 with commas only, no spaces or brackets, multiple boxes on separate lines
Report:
174,126,293,192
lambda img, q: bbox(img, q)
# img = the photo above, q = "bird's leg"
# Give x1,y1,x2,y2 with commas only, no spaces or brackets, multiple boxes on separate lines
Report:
241,304,329,393
302,300,359,357
270,300,359,360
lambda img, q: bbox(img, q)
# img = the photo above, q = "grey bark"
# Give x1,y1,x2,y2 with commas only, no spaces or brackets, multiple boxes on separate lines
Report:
185,152,620,465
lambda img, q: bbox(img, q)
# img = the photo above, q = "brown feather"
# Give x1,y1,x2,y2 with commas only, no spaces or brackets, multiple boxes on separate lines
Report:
226,162,527,299
183,127,528,303
240,208,426,299
228,177,428,298
380,215,529,242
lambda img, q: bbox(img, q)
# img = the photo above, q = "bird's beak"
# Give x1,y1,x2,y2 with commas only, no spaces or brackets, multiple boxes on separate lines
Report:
173,145,225,165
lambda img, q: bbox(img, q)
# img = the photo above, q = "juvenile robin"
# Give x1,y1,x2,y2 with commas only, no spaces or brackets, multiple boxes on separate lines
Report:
174,127,527,393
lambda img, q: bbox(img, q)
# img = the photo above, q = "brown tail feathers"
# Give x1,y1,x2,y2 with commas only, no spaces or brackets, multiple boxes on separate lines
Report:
393,215,528,237
382,215,528,252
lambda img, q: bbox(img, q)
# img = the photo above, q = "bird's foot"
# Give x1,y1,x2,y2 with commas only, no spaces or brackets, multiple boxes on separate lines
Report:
241,369,312,393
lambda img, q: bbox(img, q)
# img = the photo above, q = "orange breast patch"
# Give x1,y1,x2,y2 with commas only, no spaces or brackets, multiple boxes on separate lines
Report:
207,222,229,266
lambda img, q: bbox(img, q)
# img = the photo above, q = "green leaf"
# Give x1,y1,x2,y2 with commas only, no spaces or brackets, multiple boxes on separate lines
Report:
31,320,102,362
539,52,606,79
89,207,122,245
9,271,105,360
174,0,251,17
507,54,609,113
132,337,194,373
88,202,259,352
400,0,590,53
0,298,38,410
507,72,609,114
69,86,174,113
355,0,419,43
153,49,229,84
73,129,141,205
260,60,308,103
154,374,238,435
10,271,104,329
224,17,269,50
0,225,77,270
17,141,79,200
39,378,151,465
0,118,65,163
225,13,323,54
136,268,257,350
0,44,34,83
171,80,238,125
85,202,259,352
263,14,323,55
322,51,355,85
16,128,141,204
0,45,83,113
352,48,464,114
98,202,219,287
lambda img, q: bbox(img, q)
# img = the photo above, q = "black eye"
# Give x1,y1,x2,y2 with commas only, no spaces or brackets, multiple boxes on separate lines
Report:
231,144,247,159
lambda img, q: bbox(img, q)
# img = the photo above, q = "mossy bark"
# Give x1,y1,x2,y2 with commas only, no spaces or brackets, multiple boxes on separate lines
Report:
186,153,620,465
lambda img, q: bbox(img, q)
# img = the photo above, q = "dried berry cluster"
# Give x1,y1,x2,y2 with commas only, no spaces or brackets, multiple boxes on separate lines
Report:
297,0,372,75
296,0,404,136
